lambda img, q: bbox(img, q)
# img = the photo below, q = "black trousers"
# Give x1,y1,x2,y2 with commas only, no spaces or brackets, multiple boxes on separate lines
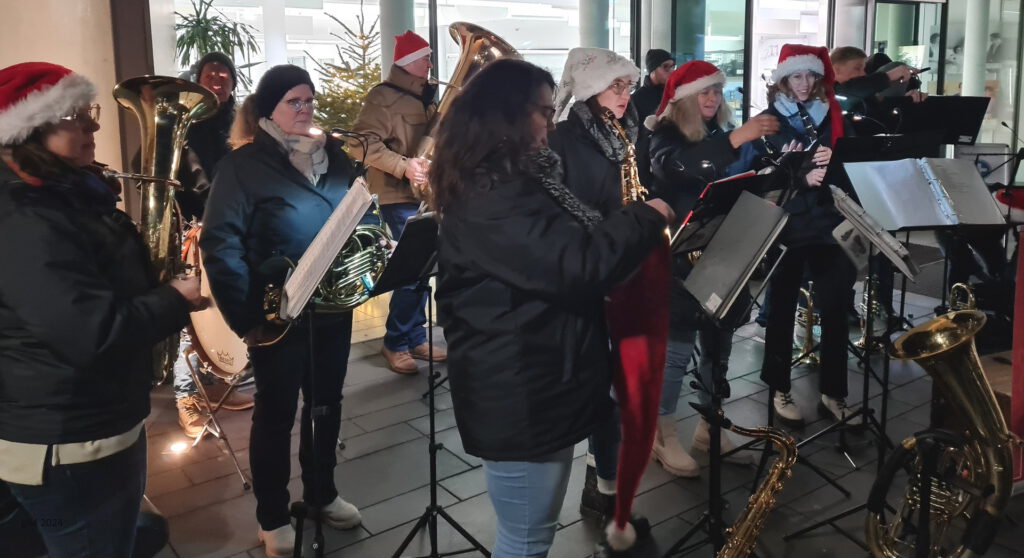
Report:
249,313,353,530
761,244,855,398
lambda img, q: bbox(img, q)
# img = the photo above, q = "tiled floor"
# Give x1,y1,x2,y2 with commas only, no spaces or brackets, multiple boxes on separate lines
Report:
142,289,1024,557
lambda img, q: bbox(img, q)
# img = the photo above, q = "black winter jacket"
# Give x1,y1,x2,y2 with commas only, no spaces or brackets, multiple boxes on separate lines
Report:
632,77,664,122
201,131,360,337
0,165,190,444
436,164,665,461
547,112,623,216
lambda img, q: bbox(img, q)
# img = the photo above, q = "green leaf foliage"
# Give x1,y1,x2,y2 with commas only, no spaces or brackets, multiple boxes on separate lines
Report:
175,0,262,88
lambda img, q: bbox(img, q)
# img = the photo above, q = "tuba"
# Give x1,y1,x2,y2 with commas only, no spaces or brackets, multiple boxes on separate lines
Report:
410,22,520,195
866,309,1016,557
114,76,218,383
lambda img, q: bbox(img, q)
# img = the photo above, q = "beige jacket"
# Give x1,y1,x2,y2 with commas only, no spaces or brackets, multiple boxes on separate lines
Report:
349,65,437,205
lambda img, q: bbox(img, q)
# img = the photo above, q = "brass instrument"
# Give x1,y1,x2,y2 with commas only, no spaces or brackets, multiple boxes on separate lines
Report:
794,281,820,365
866,309,1016,557
600,108,649,204
718,417,799,558
856,276,888,350
411,22,520,195
949,282,976,311
114,76,218,383
254,179,391,346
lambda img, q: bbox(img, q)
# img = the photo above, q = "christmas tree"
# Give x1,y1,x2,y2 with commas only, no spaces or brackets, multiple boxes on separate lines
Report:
309,3,381,134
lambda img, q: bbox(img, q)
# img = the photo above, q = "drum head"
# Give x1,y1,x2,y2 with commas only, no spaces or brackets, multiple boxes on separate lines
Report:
183,226,251,380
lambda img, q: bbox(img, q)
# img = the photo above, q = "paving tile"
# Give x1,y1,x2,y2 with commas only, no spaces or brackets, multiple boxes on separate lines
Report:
438,465,487,501
147,468,194,498
181,447,252,486
349,399,430,432
338,422,423,460
152,470,253,518
358,484,459,534
166,493,260,558
407,407,458,435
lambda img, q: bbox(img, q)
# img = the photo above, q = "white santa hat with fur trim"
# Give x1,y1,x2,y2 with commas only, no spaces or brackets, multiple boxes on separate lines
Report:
0,62,96,146
553,47,640,121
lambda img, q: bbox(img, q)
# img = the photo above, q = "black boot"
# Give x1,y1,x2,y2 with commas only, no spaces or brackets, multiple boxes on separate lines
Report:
579,465,614,521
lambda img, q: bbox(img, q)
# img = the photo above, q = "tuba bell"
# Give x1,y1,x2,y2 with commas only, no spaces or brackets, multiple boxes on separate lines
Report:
866,309,1016,557
113,76,218,383
411,22,520,196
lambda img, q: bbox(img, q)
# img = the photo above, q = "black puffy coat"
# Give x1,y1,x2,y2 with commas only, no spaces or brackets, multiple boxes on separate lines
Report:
632,77,664,122
201,130,360,337
0,165,190,444
547,111,623,216
436,163,665,461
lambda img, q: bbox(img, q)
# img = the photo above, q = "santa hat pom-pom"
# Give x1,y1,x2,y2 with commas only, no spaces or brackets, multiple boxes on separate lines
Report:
605,519,637,551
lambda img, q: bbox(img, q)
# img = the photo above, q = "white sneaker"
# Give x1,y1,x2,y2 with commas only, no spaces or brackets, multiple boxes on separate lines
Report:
692,418,756,466
820,395,863,426
651,416,700,477
321,495,362,530
258,524,295,558
773,391,804,423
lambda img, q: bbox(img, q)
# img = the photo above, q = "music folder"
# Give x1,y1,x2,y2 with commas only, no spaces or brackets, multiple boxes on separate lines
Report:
279,180,373,320
829,186,920,280
843,157,1007,230
369,212,439,297
670,172,777,254
683,191,789,322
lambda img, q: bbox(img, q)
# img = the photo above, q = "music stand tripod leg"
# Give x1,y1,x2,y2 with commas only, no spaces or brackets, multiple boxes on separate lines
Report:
184,347,251,489
392,283,490,558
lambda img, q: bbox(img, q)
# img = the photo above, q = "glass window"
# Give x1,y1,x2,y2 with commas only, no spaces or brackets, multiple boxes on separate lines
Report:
748,0,830,117
871,2,941,96
944,0,1021,150
673,0,746,121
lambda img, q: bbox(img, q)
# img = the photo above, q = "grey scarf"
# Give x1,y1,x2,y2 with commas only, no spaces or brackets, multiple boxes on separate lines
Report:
259,118,329,185
569,101,639,164
524,148,603,230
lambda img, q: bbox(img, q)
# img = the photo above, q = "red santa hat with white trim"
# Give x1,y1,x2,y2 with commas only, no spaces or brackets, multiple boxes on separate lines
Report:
644,60,725,131
0,62,96,146
771,44,845,146
393,30,431,67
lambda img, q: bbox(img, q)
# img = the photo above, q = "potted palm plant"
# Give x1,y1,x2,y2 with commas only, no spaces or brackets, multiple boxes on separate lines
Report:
175,0,261,88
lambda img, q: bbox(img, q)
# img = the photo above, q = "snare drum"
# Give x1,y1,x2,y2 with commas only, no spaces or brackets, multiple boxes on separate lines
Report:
182,225,251,380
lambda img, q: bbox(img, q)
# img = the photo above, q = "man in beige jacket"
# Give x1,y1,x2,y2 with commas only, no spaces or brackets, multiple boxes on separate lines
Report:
350,30,446,374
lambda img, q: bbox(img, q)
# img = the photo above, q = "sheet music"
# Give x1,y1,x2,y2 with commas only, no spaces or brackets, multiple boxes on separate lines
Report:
924,158,1007,225
280,179,373,320
843,159,948,229
829,186,920,279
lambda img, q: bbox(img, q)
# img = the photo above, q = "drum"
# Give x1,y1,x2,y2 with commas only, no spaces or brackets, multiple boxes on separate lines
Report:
182,225,251,380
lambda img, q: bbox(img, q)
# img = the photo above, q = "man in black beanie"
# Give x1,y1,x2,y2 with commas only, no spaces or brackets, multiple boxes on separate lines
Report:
632,48,675,121
173,51,253,438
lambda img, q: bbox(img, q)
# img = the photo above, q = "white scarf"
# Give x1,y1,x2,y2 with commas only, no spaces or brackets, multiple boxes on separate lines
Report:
259,118,328,185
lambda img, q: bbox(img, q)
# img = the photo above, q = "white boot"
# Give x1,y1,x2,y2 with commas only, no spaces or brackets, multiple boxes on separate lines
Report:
692,418,756,466
652,416,699,477
321,495,362,530
820,395,863,426
258,524,296,558
773,391,804,423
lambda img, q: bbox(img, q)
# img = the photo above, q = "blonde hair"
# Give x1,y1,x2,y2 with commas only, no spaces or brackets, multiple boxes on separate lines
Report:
228,95,260,149
660,89,733,143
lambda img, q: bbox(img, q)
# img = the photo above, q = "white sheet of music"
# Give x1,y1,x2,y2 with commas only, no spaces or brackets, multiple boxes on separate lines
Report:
280,178,373,321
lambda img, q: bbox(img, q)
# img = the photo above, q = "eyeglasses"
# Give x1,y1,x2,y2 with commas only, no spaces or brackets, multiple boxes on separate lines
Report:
531,103,556,120
60,104,101,123
607,81,634,95
283,98,316,112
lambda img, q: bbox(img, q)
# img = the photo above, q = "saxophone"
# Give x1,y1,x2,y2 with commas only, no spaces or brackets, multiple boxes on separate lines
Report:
718,417,799,558
600,108,649,204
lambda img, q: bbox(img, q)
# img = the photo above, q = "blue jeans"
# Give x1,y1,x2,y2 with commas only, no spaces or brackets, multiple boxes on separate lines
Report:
380,203,428,352
660,325,734,415
483,446,575,558
172,344,213,399
6,430,147,558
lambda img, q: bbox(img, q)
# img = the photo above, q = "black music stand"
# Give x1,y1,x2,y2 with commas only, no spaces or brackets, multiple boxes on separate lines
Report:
366,213,490,558
870,95,991,145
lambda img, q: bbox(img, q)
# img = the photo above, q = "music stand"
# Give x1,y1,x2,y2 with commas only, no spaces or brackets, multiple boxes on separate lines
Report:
671,173,780,255
870,96,991,145
366,213,491,558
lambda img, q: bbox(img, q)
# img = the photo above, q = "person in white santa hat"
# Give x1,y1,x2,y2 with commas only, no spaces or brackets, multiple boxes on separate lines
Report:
350,30,447,375
747,44,861,427
645,60,779,478
0,61,204,557
547,46,654,531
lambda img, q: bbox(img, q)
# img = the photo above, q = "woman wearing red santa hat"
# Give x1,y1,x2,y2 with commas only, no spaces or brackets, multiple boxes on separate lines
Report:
748,44,860,427
0,61,204,557
644,60,779,478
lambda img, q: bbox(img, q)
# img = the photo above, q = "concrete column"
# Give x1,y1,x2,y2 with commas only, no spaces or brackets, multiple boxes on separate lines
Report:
580,1,610,48
962,0,990,96
381,0,416,76
263,0,288,67
651,0,672,53
640,0,653,54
